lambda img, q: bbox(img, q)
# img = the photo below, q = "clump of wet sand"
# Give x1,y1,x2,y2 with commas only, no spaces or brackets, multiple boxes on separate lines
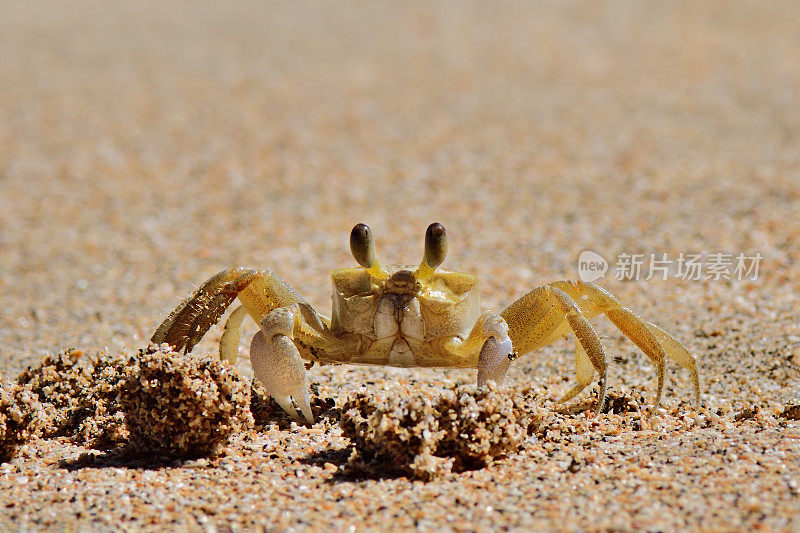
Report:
340,383,539,480
119,345,252,457
2,346,255,461
0,380,41,462
12,348,135,448
14,349,95,440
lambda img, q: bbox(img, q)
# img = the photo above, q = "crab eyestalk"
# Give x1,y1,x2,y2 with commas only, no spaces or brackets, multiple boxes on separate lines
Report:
350,223,388,279
415,222,448,280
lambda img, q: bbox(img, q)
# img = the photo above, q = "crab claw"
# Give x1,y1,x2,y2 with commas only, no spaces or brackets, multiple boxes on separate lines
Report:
476,315,514,386
250,308,314,423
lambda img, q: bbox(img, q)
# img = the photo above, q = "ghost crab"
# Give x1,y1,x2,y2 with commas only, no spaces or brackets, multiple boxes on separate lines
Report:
152,223,700,422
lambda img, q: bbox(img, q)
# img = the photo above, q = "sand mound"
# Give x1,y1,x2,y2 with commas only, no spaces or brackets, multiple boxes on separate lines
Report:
14,349,93,439
13,348,135,448
120,345,253,457
0,380,41,462
340,383,538,480
3,346,255,460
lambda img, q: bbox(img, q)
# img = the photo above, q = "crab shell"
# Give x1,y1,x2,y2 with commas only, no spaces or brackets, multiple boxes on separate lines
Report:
329,265,481,367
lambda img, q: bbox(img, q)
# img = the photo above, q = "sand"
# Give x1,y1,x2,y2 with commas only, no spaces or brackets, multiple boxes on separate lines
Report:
1,1,799,530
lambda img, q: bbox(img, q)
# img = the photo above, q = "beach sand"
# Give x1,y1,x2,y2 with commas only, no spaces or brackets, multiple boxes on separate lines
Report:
1,1,799,530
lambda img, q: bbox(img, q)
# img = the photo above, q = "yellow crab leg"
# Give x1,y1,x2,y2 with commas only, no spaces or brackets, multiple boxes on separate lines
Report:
152,268,251,353
550,280,700,410
505,279,700,413
500,285,608,414
219,304,249,364
152,267,330,357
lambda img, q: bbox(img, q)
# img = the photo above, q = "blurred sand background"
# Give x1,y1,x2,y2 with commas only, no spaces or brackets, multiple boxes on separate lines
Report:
1,1,799,530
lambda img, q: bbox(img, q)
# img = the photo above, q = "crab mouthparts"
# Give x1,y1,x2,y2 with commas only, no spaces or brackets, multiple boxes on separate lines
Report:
383,270,422,296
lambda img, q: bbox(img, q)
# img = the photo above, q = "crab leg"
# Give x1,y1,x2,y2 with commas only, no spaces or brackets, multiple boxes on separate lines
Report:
250,306,314,423
500,285,608,414
502,280,699,414
152,268,251,353
547,280,700,411
152,267,328,355
220,305,249,364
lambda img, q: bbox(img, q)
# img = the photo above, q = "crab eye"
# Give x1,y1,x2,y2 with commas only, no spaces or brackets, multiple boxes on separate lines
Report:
424,222,448,269
351,223,389,279
350,223,377,269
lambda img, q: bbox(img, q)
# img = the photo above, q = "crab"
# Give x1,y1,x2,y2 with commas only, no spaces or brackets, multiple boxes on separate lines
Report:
151,223,700,422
